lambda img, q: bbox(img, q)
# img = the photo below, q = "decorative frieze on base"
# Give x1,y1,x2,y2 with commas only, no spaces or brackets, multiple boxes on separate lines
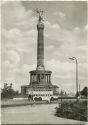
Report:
29,70,52,86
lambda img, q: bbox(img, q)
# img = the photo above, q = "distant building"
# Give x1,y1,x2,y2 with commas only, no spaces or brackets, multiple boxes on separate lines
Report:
21,10,59,101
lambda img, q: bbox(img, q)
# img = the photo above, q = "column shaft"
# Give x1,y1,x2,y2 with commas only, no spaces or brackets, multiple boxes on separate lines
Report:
37,23,44,70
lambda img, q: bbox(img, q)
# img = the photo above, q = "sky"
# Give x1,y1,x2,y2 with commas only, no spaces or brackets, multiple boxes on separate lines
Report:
1,1,87,93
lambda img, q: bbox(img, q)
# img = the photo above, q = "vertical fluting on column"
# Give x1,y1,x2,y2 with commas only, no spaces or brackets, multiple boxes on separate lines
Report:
37,22,44,70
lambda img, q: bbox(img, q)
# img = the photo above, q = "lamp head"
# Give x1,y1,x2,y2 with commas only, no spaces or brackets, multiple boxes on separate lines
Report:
69,57,74,60
69,57,76,60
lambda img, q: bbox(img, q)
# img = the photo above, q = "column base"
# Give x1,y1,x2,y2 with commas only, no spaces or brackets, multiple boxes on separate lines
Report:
36,65,45,71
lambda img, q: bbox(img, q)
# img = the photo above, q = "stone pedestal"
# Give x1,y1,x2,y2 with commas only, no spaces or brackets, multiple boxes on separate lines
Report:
30,70,52,87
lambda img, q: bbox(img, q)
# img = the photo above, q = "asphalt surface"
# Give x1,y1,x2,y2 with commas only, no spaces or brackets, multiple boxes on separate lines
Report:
1,103,87,124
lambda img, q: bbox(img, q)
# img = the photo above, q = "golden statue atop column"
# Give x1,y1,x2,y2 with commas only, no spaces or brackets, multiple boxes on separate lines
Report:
36,9,44,23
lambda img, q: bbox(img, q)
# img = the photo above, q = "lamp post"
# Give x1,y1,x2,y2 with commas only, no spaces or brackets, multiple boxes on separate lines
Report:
61,89,63,103
69,57,79,100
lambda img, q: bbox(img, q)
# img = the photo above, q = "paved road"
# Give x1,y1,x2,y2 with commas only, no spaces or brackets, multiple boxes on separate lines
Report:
1,103,87,124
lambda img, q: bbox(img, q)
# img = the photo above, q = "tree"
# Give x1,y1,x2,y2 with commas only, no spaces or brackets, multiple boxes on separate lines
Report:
1,83,19,99
80,87,87,97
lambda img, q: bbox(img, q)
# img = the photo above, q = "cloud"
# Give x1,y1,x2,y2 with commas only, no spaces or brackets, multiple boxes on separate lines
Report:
1,1,37,30
44,20,87,63
53,11,66,19
45,59,75,92
2,28,36,53
7,50,20,65
45,59,87,92
85,24,88,31
1,1,37,89
44,20,87,91
45,21,84,46
1,1,37,63
7,28,22,39
59,12,66,19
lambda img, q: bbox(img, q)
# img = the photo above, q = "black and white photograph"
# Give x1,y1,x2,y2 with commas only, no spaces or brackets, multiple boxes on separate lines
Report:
1,1,87,125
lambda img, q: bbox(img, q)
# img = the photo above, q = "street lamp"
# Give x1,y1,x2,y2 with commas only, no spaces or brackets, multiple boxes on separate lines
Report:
69,57,79,99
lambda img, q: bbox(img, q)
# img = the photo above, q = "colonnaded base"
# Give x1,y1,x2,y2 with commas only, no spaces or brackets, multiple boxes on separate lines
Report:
21,69,59,102
27,69,55,102
30,70,52,86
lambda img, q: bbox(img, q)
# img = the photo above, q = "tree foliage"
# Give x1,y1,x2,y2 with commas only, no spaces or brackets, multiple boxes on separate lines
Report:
1,83,19,99
80,87,87,97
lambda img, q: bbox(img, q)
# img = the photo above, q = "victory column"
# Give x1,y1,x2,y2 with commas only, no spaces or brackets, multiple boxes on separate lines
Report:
21,10,59,101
